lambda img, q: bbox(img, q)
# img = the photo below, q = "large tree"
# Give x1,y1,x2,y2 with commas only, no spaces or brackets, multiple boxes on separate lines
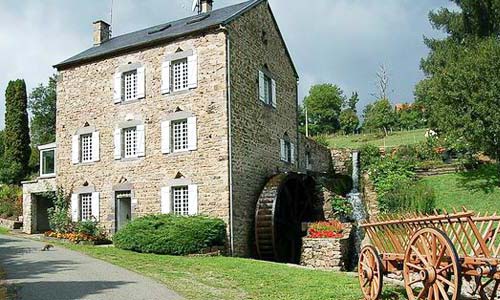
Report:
363,99,397,135
29,75,57,146
415,0,500,166
1,80,31,184
303,84,345,135
339,108,359,135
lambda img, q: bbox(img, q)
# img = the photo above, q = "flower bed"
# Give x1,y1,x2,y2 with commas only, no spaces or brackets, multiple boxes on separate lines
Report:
306,220,344,238
44,231,111,245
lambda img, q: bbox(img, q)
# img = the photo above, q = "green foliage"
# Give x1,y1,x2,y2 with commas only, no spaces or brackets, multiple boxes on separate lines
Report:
113,214,227,255
46,187,72,233
396,106,426,130
74,219,104,237
303,84,346,135
0,130,4,159
347,91,359,112
0,185,22,219
380,181,436,214
29,75,57,146
359,144,381,171
326,174,353,196
1,79,31,184
311,134,329,148
362,99,397,135
339,108,359,135
330,195,353,221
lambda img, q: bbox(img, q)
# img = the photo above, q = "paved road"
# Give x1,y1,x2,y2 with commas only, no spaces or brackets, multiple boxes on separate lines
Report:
0,234,183,300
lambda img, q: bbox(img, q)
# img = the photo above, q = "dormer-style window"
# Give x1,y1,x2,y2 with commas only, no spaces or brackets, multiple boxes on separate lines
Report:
161,49,197,94
72,126,100,165
280,134,295,164
258,69,276,108
113,63,145,103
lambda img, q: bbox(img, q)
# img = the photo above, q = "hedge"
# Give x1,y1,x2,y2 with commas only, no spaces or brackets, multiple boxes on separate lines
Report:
113,214,227,255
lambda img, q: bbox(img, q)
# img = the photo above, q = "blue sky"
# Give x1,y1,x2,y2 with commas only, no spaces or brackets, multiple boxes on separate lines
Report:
0,0,452,129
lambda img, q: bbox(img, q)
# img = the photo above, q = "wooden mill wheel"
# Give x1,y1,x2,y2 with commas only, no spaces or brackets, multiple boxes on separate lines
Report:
255,173,314,263
403,227,462,300
358,245,383,300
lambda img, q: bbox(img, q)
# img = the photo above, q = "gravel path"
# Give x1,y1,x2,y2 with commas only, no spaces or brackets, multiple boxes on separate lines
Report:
0,234,183,300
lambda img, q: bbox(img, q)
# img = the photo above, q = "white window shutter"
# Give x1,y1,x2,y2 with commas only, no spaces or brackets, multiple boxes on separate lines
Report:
161,61,171,94
187,54,198,89
160,187,171,214
271,79,277,108
291,143,295,163
187,117,197,151
71,193,79,222
137,67,145,99
280,139,285,161
92,131,100,162
136,125,145,157
72,135,80,164
114,128,122,160
161,121,171,154
113,72,122,103
188,185,198,215
258,70,265,102
91,192,100,221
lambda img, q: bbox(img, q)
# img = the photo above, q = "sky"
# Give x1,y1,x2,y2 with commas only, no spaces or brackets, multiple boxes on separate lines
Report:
0,0,453,129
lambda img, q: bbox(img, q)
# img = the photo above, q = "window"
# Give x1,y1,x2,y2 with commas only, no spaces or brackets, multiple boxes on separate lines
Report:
172,119,188,152
80,193,93,221
123,127,138,158
80,134,93,163
258,70,276,107
283,140,291,162
172,186,189,215
280,136,295,163
263,74,272,104
306,151,312,170
40,148,55,177
123,70,138,101
171,58,189,92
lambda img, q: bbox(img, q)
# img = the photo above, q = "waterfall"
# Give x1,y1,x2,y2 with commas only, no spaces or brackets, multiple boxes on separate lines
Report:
347,150,366,266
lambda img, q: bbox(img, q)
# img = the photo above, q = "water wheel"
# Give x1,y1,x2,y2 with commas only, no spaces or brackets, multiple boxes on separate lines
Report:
255,173,314,263
403,227,462,300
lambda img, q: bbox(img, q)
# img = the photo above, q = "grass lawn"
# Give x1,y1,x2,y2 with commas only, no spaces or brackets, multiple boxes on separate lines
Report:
63,244,405,300
422,164,500,214
0,228,9,235
326,128,426,149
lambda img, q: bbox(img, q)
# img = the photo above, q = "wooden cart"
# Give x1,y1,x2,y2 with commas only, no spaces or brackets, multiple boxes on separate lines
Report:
358,209,500,300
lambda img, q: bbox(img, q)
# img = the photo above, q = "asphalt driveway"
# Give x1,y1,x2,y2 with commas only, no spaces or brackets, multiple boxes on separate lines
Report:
0,234,183,300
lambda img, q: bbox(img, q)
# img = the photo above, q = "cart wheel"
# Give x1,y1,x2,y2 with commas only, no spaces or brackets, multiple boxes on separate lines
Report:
403,227,462,300
358,245,383,300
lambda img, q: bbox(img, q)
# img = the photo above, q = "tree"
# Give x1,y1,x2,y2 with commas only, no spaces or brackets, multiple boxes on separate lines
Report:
303,84,345,135
347,92,360,112
363,98,397,135
29,75,57,146
396,105,425,130
1,80,31,184
0,130,4,159
371,65,391,100
339,108,359,135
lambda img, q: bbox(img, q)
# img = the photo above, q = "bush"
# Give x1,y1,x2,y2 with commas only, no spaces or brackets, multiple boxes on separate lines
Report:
379,181,436,214
74,219,102,237
311,134,330,147
46,187,72,233
113,214,227,255
330,195,353,221
0,185,22,219
359,144,381,171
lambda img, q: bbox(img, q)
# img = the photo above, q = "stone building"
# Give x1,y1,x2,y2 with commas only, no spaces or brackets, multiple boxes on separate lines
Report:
22,0,330,256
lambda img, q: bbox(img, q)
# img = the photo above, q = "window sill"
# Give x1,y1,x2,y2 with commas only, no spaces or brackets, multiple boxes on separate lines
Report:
118,157,144,162
39,174,56,179
75,161,98,166
259,100,276,109
117,98,143,105
165,149,195,157
163,88,195,97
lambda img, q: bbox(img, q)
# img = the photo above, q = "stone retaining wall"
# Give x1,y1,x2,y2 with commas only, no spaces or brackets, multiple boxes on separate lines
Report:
330,149,351,175
0,218,22,230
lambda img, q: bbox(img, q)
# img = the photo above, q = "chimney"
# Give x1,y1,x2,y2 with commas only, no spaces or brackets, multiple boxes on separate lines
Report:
200,0,213,13
93,20,111,46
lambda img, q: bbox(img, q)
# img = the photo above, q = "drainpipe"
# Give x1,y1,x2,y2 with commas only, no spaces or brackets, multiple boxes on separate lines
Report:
223,26,235,256
296,79,300,171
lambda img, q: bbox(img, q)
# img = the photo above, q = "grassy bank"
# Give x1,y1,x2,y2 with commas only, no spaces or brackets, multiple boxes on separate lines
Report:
422,164,500,214
326,128,426,149
0,228,9,235
62,244,405,300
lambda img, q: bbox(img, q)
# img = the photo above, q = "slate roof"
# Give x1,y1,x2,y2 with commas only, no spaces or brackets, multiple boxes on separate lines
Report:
54,0,264,69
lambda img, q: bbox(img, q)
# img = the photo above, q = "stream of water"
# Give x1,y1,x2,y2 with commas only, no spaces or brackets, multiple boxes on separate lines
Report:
347,150,367,264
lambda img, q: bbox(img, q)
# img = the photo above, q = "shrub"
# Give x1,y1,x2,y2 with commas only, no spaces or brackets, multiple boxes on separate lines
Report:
311,134,330,147
46,187,72,233
359,144,381,171
0,185,22,219
330,195,353,221
379,181,436,214
74,219,104,237
307,220,344,238
113,214,227,255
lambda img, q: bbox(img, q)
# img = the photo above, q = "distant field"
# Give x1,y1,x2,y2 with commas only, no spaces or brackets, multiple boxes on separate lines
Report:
326,128,427,149
421,164,500,214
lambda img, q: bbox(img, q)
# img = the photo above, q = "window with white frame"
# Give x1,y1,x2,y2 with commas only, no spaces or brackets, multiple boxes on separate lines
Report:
123,127,138,158
171,58,189,92
258,70,276,107
280,135,294,163
80,193,93,221
172,119,189,152
123,70,138,101
263,74,272,104
40,147,55,177
80,134,93,163
172,186,189,215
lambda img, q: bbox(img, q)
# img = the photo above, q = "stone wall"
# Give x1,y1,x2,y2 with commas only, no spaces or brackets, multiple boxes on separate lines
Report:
362,173,379,221
56,31,231,234
0,218,22,230
298,134,331,173
330,149,352,175
227,1,300,256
